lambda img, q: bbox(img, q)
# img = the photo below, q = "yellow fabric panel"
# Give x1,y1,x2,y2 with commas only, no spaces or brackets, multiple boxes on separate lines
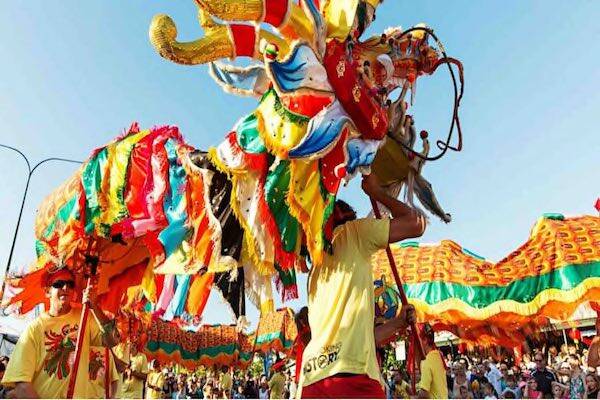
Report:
140,259,158,303
321,0,359,40
256,92,309,159
288,159,326,265
35,172,82,238
280,5,315,42
101,130,148,226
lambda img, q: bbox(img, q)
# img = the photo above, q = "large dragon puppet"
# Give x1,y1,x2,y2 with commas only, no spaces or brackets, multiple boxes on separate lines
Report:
4,0,463,332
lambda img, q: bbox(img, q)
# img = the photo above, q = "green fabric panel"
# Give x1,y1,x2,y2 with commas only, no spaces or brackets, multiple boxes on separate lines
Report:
236,113,266,154
146,341,239,361
82,148,108,235
42,219,56,239
277,267,296,287
110,136,139,222
265,159,298,253
57,196,78,223
543,213,565,220
35,240,46,257
403,261,600,308
399,242,420,248
321,193,335,244
255,331,294,350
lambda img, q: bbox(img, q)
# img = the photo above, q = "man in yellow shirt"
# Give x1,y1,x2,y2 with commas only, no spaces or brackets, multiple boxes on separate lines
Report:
114,342,149,399
146,360,165,399
1,268,120,398
219,366,233,398
416,324,448,399
269,361,286,399
299,174,426,398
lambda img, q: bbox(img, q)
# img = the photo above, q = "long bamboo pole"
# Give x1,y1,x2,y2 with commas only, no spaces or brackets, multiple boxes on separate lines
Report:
370,198,424,393
66,277,92,399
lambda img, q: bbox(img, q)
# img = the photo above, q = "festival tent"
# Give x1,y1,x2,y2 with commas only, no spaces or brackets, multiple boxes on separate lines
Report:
372,214,600,348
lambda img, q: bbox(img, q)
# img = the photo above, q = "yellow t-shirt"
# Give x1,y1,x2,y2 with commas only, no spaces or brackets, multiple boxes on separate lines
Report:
88,346,119,399
418,350,448,399
1,308,103,398
146,370,165,399
299,218,390,391
114,343,149,399
220,372,232,392
269,372,286,399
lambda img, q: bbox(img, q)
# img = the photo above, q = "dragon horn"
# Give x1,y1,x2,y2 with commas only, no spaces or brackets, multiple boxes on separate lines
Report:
149,11,233,65
150,9,289,66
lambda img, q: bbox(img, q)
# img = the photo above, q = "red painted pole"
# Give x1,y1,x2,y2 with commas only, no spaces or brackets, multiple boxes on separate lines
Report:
66,277,92,399
370,198,424,391
105,347,111,398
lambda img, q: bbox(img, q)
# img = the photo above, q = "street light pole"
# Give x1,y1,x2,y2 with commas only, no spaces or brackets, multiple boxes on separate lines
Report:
0,144,81,304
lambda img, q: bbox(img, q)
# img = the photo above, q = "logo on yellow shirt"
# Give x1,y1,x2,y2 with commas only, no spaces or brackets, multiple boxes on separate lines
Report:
43,324,79,380
89,350,106,381
303,343,341,374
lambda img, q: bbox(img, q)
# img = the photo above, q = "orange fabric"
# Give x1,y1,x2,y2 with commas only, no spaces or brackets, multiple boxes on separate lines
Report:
185,272,214,316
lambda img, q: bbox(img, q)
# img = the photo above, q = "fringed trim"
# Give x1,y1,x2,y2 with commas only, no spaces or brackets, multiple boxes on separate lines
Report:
209,147,275,275
211,136,297,273
261,89,310,124
195,150,238,274
230,173,276,276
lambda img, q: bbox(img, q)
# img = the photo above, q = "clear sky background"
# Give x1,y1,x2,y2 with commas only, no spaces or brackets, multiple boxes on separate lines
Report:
0,1,598,330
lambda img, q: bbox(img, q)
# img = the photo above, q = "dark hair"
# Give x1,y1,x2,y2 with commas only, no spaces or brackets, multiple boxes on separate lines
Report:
420,323,435,346
333,200,357,228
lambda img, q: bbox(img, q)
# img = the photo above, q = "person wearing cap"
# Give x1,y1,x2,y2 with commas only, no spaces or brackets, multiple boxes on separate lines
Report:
1,267,119,398
299,174,426,398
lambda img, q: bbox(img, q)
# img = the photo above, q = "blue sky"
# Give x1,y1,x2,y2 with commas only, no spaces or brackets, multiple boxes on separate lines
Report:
0,1,598,329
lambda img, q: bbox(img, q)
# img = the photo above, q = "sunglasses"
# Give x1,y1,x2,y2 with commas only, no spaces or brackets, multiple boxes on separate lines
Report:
51,279,75,289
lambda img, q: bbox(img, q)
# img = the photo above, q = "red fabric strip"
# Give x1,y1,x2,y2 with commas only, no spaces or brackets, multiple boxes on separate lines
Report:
264,0,289,27
230,25,256,58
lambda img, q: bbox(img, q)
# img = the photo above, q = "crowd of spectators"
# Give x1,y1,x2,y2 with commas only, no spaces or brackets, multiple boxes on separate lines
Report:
141,363,296,399
384,343,600,399
1,340,599,399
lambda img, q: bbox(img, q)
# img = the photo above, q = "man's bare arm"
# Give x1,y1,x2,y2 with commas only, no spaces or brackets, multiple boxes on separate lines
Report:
374,304,415,346
8,382,39,399
362,174,426,243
